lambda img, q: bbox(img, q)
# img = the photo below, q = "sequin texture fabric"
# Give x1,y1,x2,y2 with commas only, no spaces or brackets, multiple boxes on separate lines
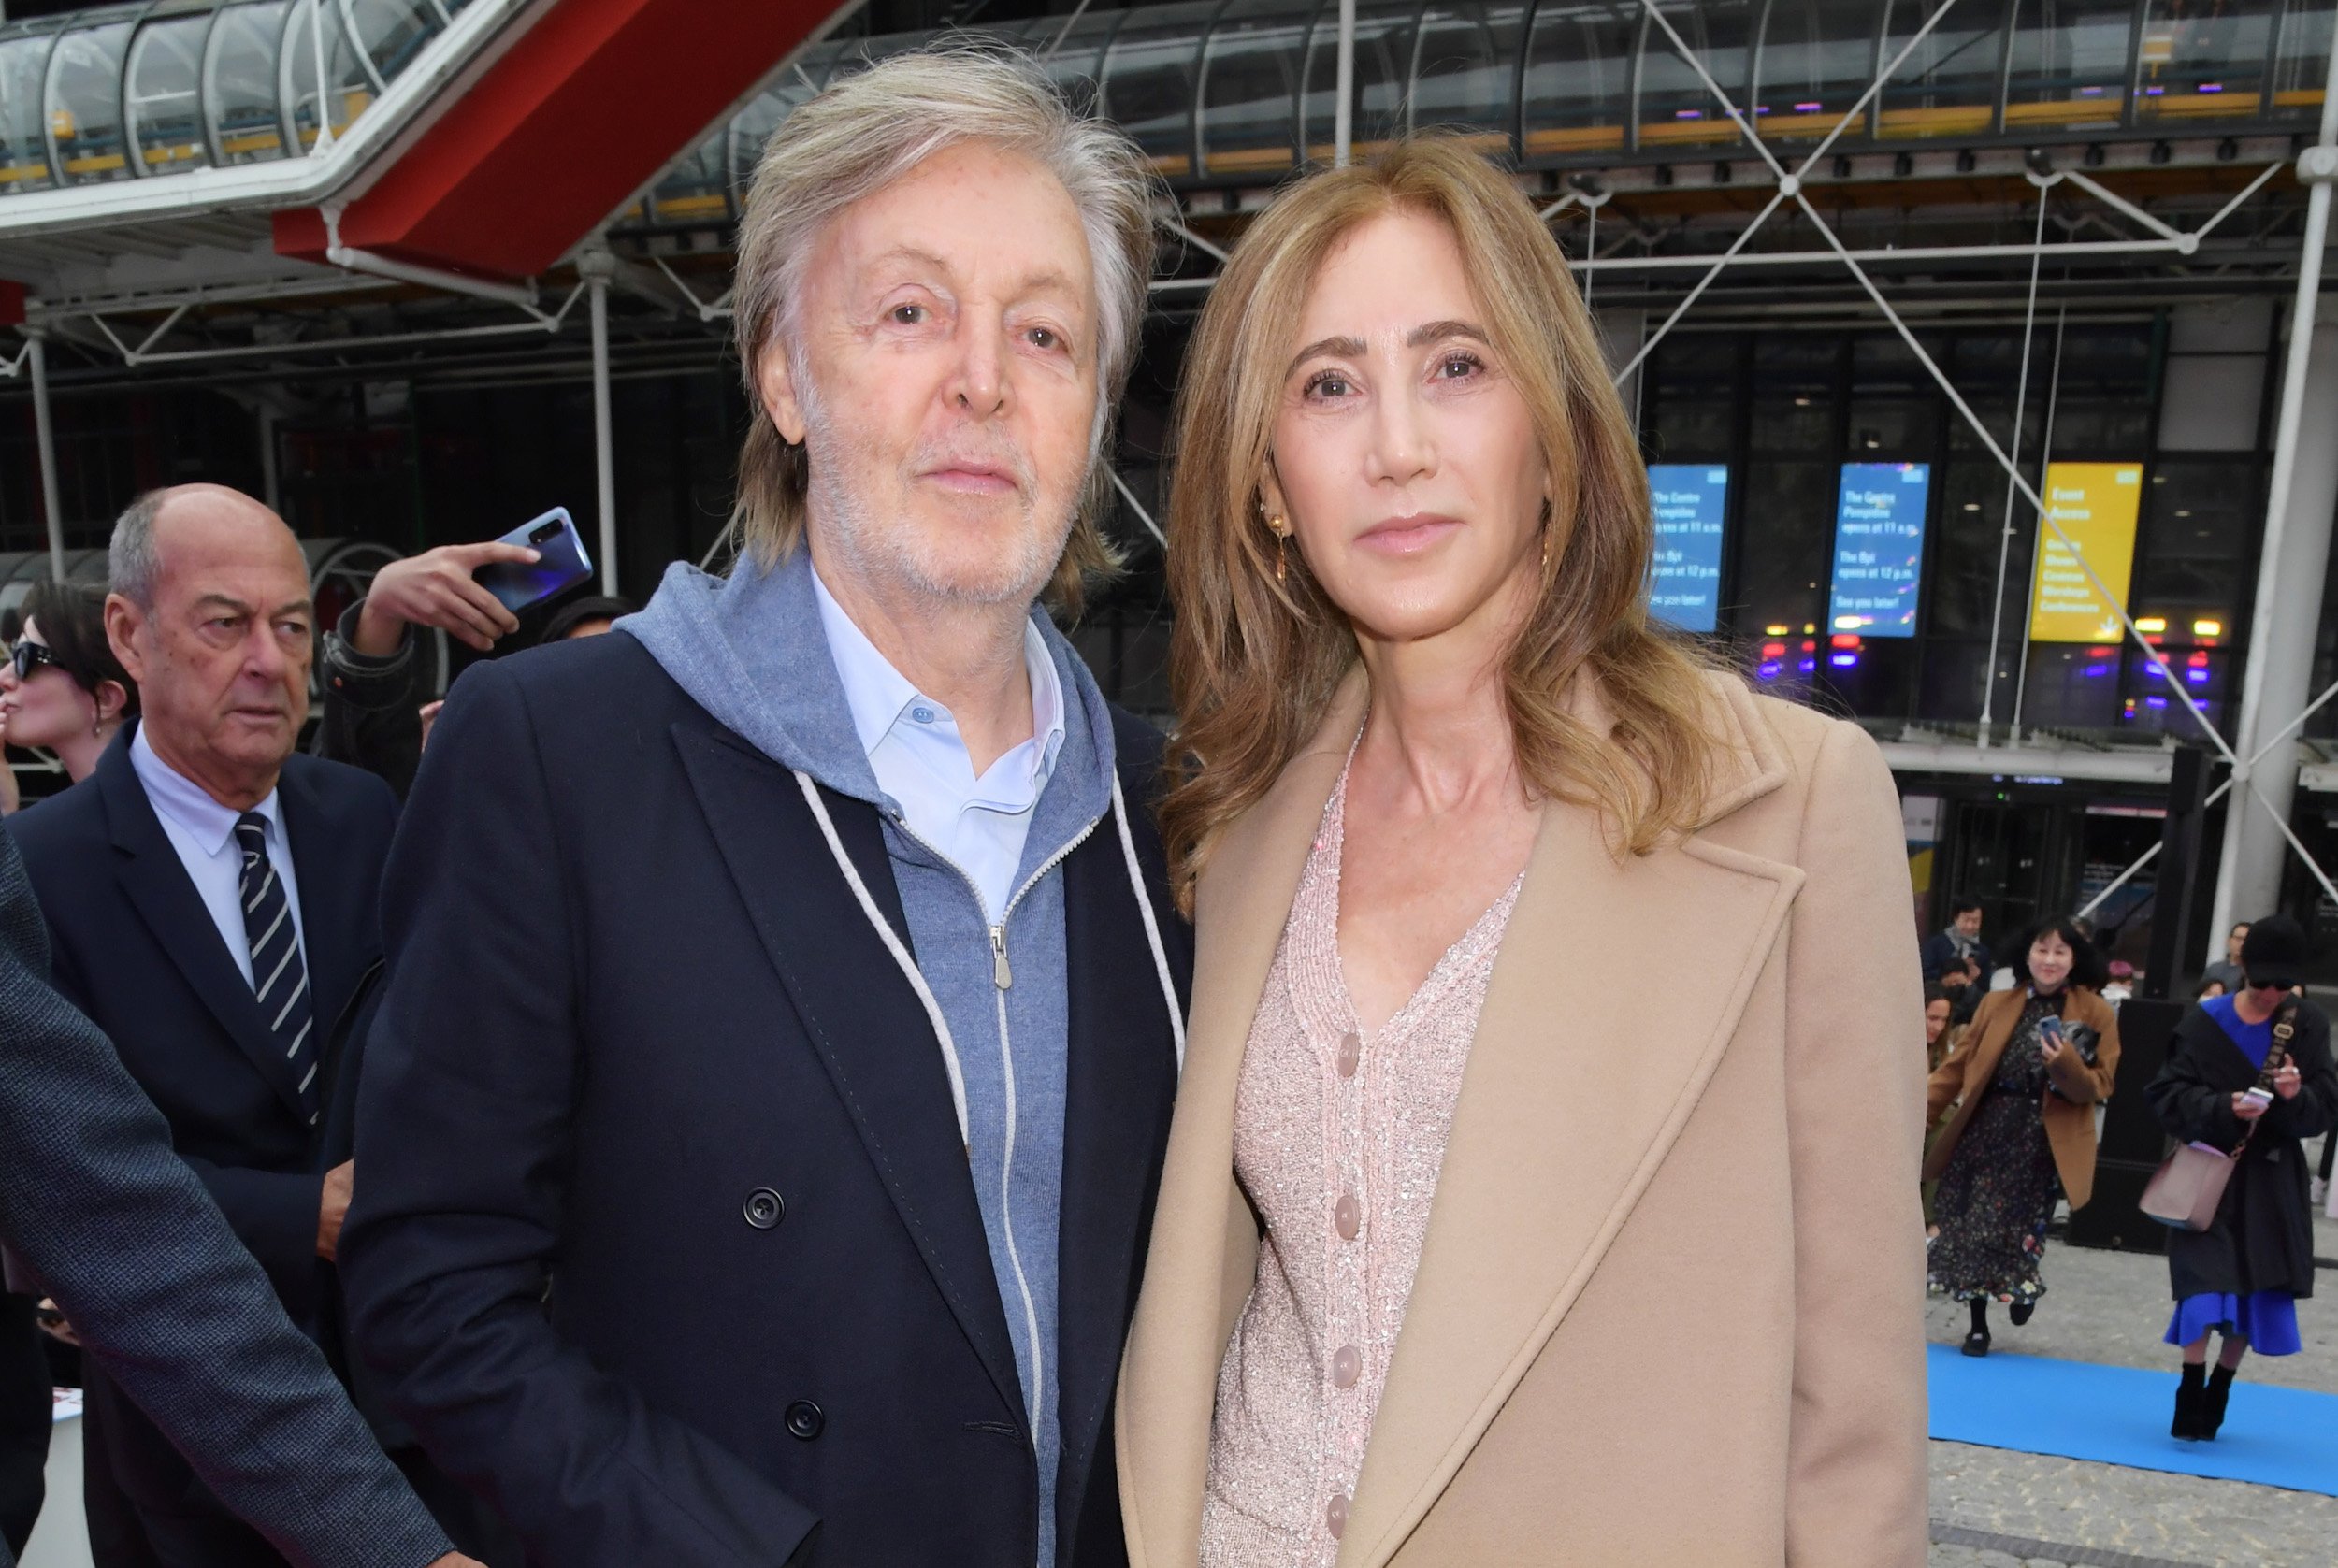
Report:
1199,762,1523,1567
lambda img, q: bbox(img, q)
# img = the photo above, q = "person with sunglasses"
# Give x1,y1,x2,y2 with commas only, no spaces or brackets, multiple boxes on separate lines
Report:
0,581,137,791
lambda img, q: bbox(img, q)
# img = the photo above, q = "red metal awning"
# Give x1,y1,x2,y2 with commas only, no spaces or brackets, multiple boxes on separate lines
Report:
276,0,836,281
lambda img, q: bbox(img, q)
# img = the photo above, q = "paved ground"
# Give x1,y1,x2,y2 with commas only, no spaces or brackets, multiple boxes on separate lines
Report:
1921,1136,2338,1567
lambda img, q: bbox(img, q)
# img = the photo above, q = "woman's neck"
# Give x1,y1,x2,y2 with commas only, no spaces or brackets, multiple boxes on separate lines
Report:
1350,560,1539,811
53,722,116,784
1354,627,1520,813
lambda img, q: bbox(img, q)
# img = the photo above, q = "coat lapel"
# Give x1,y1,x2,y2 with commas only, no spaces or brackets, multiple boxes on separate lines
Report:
1340,682,1800,1567
1054,814,1183,1543
96,735,309,1119
671,721,1026,1425
278,760,376,1079
1118,674,1365,1568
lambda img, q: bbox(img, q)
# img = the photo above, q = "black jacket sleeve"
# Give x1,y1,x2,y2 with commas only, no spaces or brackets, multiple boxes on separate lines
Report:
2262,1007,2338,1144
339,659,819,1568
313,600,429,802
2147,1009,2247,1149
0,836,450,1568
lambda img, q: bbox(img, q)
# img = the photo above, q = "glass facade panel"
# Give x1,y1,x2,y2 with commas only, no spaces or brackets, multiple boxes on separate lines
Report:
127,14,216,178
2134,0,2274,122
1410,3,1525,150
281,0,376,151
653,130,728,226
1026,7,1129,112
2271,0,2334,120
205,2,292,165
2005,0,2138,133
1300,0,1418,162
1752,0,1879,143
348,0,443,86
1102,2,1215,179
1638,0,1760,151
726,45,840,202
0,36,56,194
1522,2,1637,158
1198,0,1316,180
46,20,134,187
1876,0,2012,141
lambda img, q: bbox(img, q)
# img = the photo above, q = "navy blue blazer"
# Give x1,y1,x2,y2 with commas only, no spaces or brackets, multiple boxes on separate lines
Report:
340,633,1191,1568
7,726,398,1324
0,832,447,1568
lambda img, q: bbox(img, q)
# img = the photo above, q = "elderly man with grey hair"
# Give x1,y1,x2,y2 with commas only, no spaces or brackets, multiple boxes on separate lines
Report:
339,48,1191,1568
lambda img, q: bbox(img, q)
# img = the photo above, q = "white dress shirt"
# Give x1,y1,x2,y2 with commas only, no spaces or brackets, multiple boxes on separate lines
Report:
812,568,1067,922
130,724,306,989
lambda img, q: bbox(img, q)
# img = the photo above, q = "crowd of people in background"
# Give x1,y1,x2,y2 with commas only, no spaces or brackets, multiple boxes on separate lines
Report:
1916,896,2338,1444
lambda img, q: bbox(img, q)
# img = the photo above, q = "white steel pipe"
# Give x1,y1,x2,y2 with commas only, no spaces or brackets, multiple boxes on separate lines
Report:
29,333,65,583
586,263,618,596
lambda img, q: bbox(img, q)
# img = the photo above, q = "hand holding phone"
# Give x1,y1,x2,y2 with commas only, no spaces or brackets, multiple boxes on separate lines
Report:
473,507,595,614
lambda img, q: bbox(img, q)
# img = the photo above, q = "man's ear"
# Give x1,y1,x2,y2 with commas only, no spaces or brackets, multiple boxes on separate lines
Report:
103,594,148,687
757,342,808,446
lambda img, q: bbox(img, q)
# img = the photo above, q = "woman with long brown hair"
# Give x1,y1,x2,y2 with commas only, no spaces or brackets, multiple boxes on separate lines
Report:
1114,137,1927,1567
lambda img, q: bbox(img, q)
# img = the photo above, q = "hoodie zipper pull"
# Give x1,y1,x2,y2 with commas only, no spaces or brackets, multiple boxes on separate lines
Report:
989,925,1012,990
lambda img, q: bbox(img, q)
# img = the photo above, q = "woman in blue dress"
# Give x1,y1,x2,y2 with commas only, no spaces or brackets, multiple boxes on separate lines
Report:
2146,914,2338,1440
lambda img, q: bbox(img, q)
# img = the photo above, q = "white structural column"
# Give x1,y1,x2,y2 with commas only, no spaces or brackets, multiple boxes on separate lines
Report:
2210,297,2338,941
1333,0,1355,167
581,249,619,596
27,330,66,582
2208,26,2338,943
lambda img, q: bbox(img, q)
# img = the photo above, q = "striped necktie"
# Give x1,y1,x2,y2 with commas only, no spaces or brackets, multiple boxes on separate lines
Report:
236,812,316,1123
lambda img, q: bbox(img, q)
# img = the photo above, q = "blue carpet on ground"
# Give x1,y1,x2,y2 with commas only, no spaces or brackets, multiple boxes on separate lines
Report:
1927,1343,2338,1495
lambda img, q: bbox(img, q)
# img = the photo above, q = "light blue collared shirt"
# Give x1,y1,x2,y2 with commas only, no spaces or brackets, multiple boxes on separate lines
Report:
812,567,1066,922
129,723,306,989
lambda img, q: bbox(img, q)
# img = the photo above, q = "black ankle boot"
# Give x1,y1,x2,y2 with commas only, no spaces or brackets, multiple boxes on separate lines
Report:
2172,1363,2206,1440
2202,1363,2237,1440
2010,1301,2035,1327
1962,1300,1991,1358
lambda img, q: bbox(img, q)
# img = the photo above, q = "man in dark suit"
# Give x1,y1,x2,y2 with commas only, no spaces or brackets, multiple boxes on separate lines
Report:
340,52,1189,1568
0,829,480,1568
7,485,497,1566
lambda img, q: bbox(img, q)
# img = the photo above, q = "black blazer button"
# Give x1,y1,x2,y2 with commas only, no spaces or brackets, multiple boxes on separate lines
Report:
785,1401,824,1441
743,1188,785,1230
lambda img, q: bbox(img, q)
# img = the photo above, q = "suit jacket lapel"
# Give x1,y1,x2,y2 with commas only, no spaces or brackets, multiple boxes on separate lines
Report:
96,738,309,1119
1055,820,1182,1538
279,761,374,1075
671,722,1024,1423
1118,673,1365,1568
1341,687,1800,1568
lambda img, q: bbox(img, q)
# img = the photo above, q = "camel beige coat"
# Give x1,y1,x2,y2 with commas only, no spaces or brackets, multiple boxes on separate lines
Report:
1116,672,1929,1568
1923,985,2120,1209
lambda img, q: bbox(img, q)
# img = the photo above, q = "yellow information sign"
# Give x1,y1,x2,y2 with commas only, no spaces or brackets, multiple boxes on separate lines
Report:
2028,462,2143,642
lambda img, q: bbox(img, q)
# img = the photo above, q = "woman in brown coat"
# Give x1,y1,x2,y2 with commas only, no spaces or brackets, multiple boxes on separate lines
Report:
1925,916,2119,1356
1116,138,1927,1568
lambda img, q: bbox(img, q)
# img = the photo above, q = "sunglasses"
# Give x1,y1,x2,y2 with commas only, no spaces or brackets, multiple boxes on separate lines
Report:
7,640,63,683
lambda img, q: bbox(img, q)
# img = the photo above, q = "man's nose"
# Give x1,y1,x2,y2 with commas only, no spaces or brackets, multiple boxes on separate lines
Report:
946,312,1009,417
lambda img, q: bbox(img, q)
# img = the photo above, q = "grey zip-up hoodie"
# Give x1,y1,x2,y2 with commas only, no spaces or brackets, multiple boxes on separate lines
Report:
620,545,1119,1565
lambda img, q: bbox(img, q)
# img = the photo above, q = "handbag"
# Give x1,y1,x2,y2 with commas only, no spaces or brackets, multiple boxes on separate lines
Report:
2141,1000,2297,1231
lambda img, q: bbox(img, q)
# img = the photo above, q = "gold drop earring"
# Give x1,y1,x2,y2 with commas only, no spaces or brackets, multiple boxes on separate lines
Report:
1266,512,1292,585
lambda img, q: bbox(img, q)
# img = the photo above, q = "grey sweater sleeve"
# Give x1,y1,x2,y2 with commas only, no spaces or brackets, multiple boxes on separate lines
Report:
0,834,451,1568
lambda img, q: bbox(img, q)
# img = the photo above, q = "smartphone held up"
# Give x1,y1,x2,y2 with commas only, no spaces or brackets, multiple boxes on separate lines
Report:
474,507,595,614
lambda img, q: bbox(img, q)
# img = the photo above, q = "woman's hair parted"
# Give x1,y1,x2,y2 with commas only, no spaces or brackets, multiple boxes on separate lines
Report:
726,46,1161,616
1158,137,1730,913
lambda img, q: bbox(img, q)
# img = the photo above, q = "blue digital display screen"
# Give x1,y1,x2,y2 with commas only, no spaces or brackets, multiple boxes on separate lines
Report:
1827,463,1931,638
1646,465,1728,633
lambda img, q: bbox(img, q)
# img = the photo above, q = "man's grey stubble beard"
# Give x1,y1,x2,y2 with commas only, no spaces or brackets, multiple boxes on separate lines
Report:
799,381,1077,611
